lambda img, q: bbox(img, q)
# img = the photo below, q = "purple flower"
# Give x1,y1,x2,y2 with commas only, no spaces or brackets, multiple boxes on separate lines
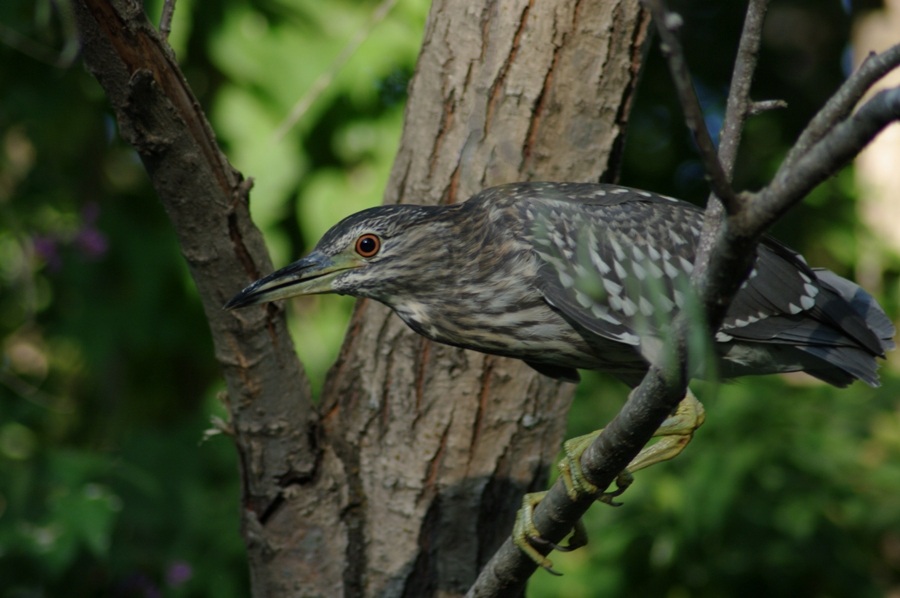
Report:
32,235,61,271
165,560,193,588
75,202,108,258
75,227,108,258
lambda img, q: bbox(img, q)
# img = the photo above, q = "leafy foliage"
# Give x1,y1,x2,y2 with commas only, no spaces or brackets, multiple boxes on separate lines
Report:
0,0,897,596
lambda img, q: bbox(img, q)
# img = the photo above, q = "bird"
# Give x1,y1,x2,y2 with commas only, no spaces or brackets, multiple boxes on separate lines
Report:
226,182,894,387
225,181,895,567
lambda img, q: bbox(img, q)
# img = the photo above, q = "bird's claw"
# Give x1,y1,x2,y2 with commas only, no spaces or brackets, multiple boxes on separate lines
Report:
512,391,705,574
558,434,635,505
512,438,630,575
512,491,589,575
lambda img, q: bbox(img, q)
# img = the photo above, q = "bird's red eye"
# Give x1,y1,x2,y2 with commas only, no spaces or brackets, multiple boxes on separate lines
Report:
355,234,381,257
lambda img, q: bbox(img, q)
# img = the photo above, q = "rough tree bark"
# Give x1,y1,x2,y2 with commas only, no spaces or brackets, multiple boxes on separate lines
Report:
72,0,649,596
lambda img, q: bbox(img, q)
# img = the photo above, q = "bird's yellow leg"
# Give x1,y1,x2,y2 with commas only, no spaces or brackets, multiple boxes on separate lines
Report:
561,389,706,502
513,389,705,573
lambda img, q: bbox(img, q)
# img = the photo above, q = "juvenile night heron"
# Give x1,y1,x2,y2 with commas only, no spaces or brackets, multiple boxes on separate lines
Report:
226,182,895,568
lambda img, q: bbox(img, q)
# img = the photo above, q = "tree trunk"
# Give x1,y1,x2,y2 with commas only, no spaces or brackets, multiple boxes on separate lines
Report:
321,2,649,595
72,0,649,595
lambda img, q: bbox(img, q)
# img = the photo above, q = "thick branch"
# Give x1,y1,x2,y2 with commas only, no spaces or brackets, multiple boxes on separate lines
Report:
71,2,336,595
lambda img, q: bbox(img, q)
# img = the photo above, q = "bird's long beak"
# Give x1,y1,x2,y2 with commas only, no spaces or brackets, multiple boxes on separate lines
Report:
224,250,361,309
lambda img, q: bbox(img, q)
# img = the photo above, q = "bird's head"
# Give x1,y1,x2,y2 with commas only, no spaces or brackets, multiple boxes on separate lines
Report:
225,204,452,309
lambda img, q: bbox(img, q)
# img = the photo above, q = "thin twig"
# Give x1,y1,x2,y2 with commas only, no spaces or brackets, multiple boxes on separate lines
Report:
643,0,738,212
159,0,176,40
717,0,770,179
748,99,787,116
273,0,398,141
692,0,769,327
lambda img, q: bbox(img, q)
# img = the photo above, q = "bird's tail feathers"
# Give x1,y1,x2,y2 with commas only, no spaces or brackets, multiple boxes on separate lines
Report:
794,269,895,387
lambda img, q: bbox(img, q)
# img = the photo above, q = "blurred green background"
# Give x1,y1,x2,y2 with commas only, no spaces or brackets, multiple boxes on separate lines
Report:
1,0,898,596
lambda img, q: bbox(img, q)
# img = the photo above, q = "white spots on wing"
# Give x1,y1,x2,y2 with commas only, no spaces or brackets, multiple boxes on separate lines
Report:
609,294,623,312
668,229,687,245
635,190,652,198
645,260,664,279
609,237,626,261
575,290,593,309
603,278,623,296
558,270,575,288
614,331,640,344
800,294,816,310
590,248,612,275
591,304,623,325
663,259,680,279
725,308,767,330
572,263,590,280
613,260,627,279
739,266,759,289
673,289,686,308
803,283,819,298
639,296,655,317
585,229,612,275
551,231,566,249
632,261,646,281
655,293,675,313
716,331,734,342
725,308,771,331
798,270,812,284
788,302,802,314
631,245,646,262
678,256,694,274
648,246,661,261
611,187,629,194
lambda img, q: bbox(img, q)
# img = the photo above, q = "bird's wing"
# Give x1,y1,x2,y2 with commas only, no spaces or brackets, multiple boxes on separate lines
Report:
526,187,700,347
521,183,877,352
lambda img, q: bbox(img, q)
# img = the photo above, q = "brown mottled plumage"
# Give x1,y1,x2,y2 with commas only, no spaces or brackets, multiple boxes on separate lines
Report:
226,182,895,388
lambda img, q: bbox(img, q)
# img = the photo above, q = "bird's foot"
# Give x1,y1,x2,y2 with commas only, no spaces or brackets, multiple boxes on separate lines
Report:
512,491,589,576
512,390,705,574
